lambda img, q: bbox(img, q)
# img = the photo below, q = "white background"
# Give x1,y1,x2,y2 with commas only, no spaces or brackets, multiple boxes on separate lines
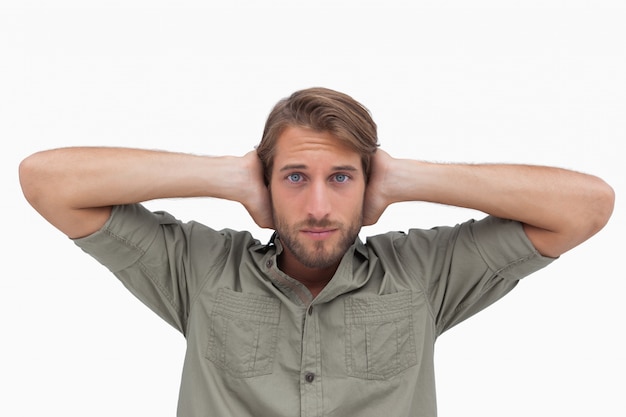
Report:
2,0,624,416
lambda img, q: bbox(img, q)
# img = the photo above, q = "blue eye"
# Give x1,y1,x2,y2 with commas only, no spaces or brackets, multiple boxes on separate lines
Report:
334,174,348,183
287,173,302,182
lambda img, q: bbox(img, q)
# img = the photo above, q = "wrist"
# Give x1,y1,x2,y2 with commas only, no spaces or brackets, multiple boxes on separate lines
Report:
381,157,430,205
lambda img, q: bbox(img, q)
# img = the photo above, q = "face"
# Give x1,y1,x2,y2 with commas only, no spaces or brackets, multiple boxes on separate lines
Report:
270,126,365,271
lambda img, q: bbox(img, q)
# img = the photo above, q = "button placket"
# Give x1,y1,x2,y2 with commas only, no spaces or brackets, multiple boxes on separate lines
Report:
300,303,322,416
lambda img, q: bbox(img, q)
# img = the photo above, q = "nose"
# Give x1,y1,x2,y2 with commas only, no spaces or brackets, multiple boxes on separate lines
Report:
306,181,332,220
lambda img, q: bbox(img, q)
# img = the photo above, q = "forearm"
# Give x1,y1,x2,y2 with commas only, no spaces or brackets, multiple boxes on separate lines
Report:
19,147,252,237
386,160,577,223
382,158,614,257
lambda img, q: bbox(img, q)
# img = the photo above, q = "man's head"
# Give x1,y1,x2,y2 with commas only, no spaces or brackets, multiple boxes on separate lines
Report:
258,88,378,275
257,87,379,185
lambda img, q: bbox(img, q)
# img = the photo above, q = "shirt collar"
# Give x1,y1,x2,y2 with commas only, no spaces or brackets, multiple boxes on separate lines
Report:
256,232,370,304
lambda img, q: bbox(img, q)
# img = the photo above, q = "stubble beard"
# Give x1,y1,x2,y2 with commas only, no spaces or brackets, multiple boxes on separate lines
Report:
274,214,362,270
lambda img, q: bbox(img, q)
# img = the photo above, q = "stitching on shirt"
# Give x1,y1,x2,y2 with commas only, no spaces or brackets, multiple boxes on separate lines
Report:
434,221,502,334
185,245,230,335
493,251,541,277
268,268,312,306
101,226,146,253
205,288,280,378
394,242,437,328
440,274,502,330
470,218,543,279
344,291,418,380
135,259,183,314
437,252,538,334
104,222,187,328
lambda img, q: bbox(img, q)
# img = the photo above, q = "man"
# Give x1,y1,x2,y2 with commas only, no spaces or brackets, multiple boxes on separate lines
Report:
19,87,614,416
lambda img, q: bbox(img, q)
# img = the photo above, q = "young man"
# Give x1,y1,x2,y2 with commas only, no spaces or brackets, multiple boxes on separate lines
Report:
19,88,614,417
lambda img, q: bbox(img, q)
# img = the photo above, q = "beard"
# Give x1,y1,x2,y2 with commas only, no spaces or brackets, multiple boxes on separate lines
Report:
274,214,362,270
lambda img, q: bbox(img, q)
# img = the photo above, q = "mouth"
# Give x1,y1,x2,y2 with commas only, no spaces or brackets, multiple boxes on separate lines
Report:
301,228,338,240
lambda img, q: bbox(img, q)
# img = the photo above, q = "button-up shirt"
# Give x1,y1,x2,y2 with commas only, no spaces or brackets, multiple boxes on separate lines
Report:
74,204,553,417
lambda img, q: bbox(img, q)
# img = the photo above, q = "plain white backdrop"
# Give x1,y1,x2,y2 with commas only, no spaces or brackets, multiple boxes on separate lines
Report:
2,1,624,416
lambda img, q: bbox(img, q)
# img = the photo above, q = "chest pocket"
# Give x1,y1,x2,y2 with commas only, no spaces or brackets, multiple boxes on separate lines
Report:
205,288,281,378
344,291,418,380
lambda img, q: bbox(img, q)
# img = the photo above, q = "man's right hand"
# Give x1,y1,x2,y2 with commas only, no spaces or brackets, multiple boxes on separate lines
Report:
239,150,274,229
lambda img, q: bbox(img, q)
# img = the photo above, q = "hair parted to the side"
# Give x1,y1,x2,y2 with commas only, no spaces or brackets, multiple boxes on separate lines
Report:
256,87,379,185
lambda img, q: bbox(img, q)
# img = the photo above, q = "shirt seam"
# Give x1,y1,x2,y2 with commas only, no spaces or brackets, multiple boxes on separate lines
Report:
185,244,230,336
100,226,147,258
102,222,187,331
395,245,438,329
435,253,539,335
136,259,185,320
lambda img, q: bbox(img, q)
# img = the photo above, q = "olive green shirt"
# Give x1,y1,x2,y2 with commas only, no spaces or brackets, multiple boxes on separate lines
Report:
74,204,553,417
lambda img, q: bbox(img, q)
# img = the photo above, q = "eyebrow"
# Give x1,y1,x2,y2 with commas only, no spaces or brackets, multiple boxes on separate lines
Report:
279,164,359,172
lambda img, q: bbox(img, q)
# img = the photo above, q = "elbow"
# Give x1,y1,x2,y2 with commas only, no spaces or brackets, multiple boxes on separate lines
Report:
540,177,615,258
19,150,59,211
590,178,615,235
573,176,616,245
19,152,43,207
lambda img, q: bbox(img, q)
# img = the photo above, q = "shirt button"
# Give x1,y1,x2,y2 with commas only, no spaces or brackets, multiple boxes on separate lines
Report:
308,305,313,315
304,372,315,383
265,259,273,268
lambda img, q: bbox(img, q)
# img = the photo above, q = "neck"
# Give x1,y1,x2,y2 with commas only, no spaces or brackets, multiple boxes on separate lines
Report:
277,251,339,298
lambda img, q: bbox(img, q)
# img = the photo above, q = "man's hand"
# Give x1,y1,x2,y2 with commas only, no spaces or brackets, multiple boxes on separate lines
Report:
239,151,274,229
362,148,394,226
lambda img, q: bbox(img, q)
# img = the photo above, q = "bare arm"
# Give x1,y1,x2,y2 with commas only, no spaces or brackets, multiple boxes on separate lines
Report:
19,147,273,239
363,149,615,258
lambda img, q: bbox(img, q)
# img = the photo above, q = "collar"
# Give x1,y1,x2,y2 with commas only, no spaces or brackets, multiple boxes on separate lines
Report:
257,231,370,305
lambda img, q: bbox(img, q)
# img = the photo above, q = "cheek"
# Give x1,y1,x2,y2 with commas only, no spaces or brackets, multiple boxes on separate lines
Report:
331,191,365,217
269,187,293,217
346,185,366,205
350,196,366,215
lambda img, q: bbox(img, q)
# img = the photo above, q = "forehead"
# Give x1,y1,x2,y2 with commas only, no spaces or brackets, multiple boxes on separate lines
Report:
274,126,361,168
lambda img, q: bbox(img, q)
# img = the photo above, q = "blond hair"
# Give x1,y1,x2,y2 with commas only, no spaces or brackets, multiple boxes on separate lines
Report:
257,87,379,184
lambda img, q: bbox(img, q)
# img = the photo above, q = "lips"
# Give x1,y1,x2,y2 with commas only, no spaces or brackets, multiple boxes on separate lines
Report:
301,228,338,240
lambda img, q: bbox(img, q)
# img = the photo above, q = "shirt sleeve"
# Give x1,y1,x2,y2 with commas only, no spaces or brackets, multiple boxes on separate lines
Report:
72,204,233,335
394,215,555,336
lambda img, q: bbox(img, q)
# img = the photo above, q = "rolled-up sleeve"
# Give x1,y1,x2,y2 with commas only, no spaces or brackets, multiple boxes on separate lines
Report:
73,204,161,272
73,204,230,334
394,216,555,335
